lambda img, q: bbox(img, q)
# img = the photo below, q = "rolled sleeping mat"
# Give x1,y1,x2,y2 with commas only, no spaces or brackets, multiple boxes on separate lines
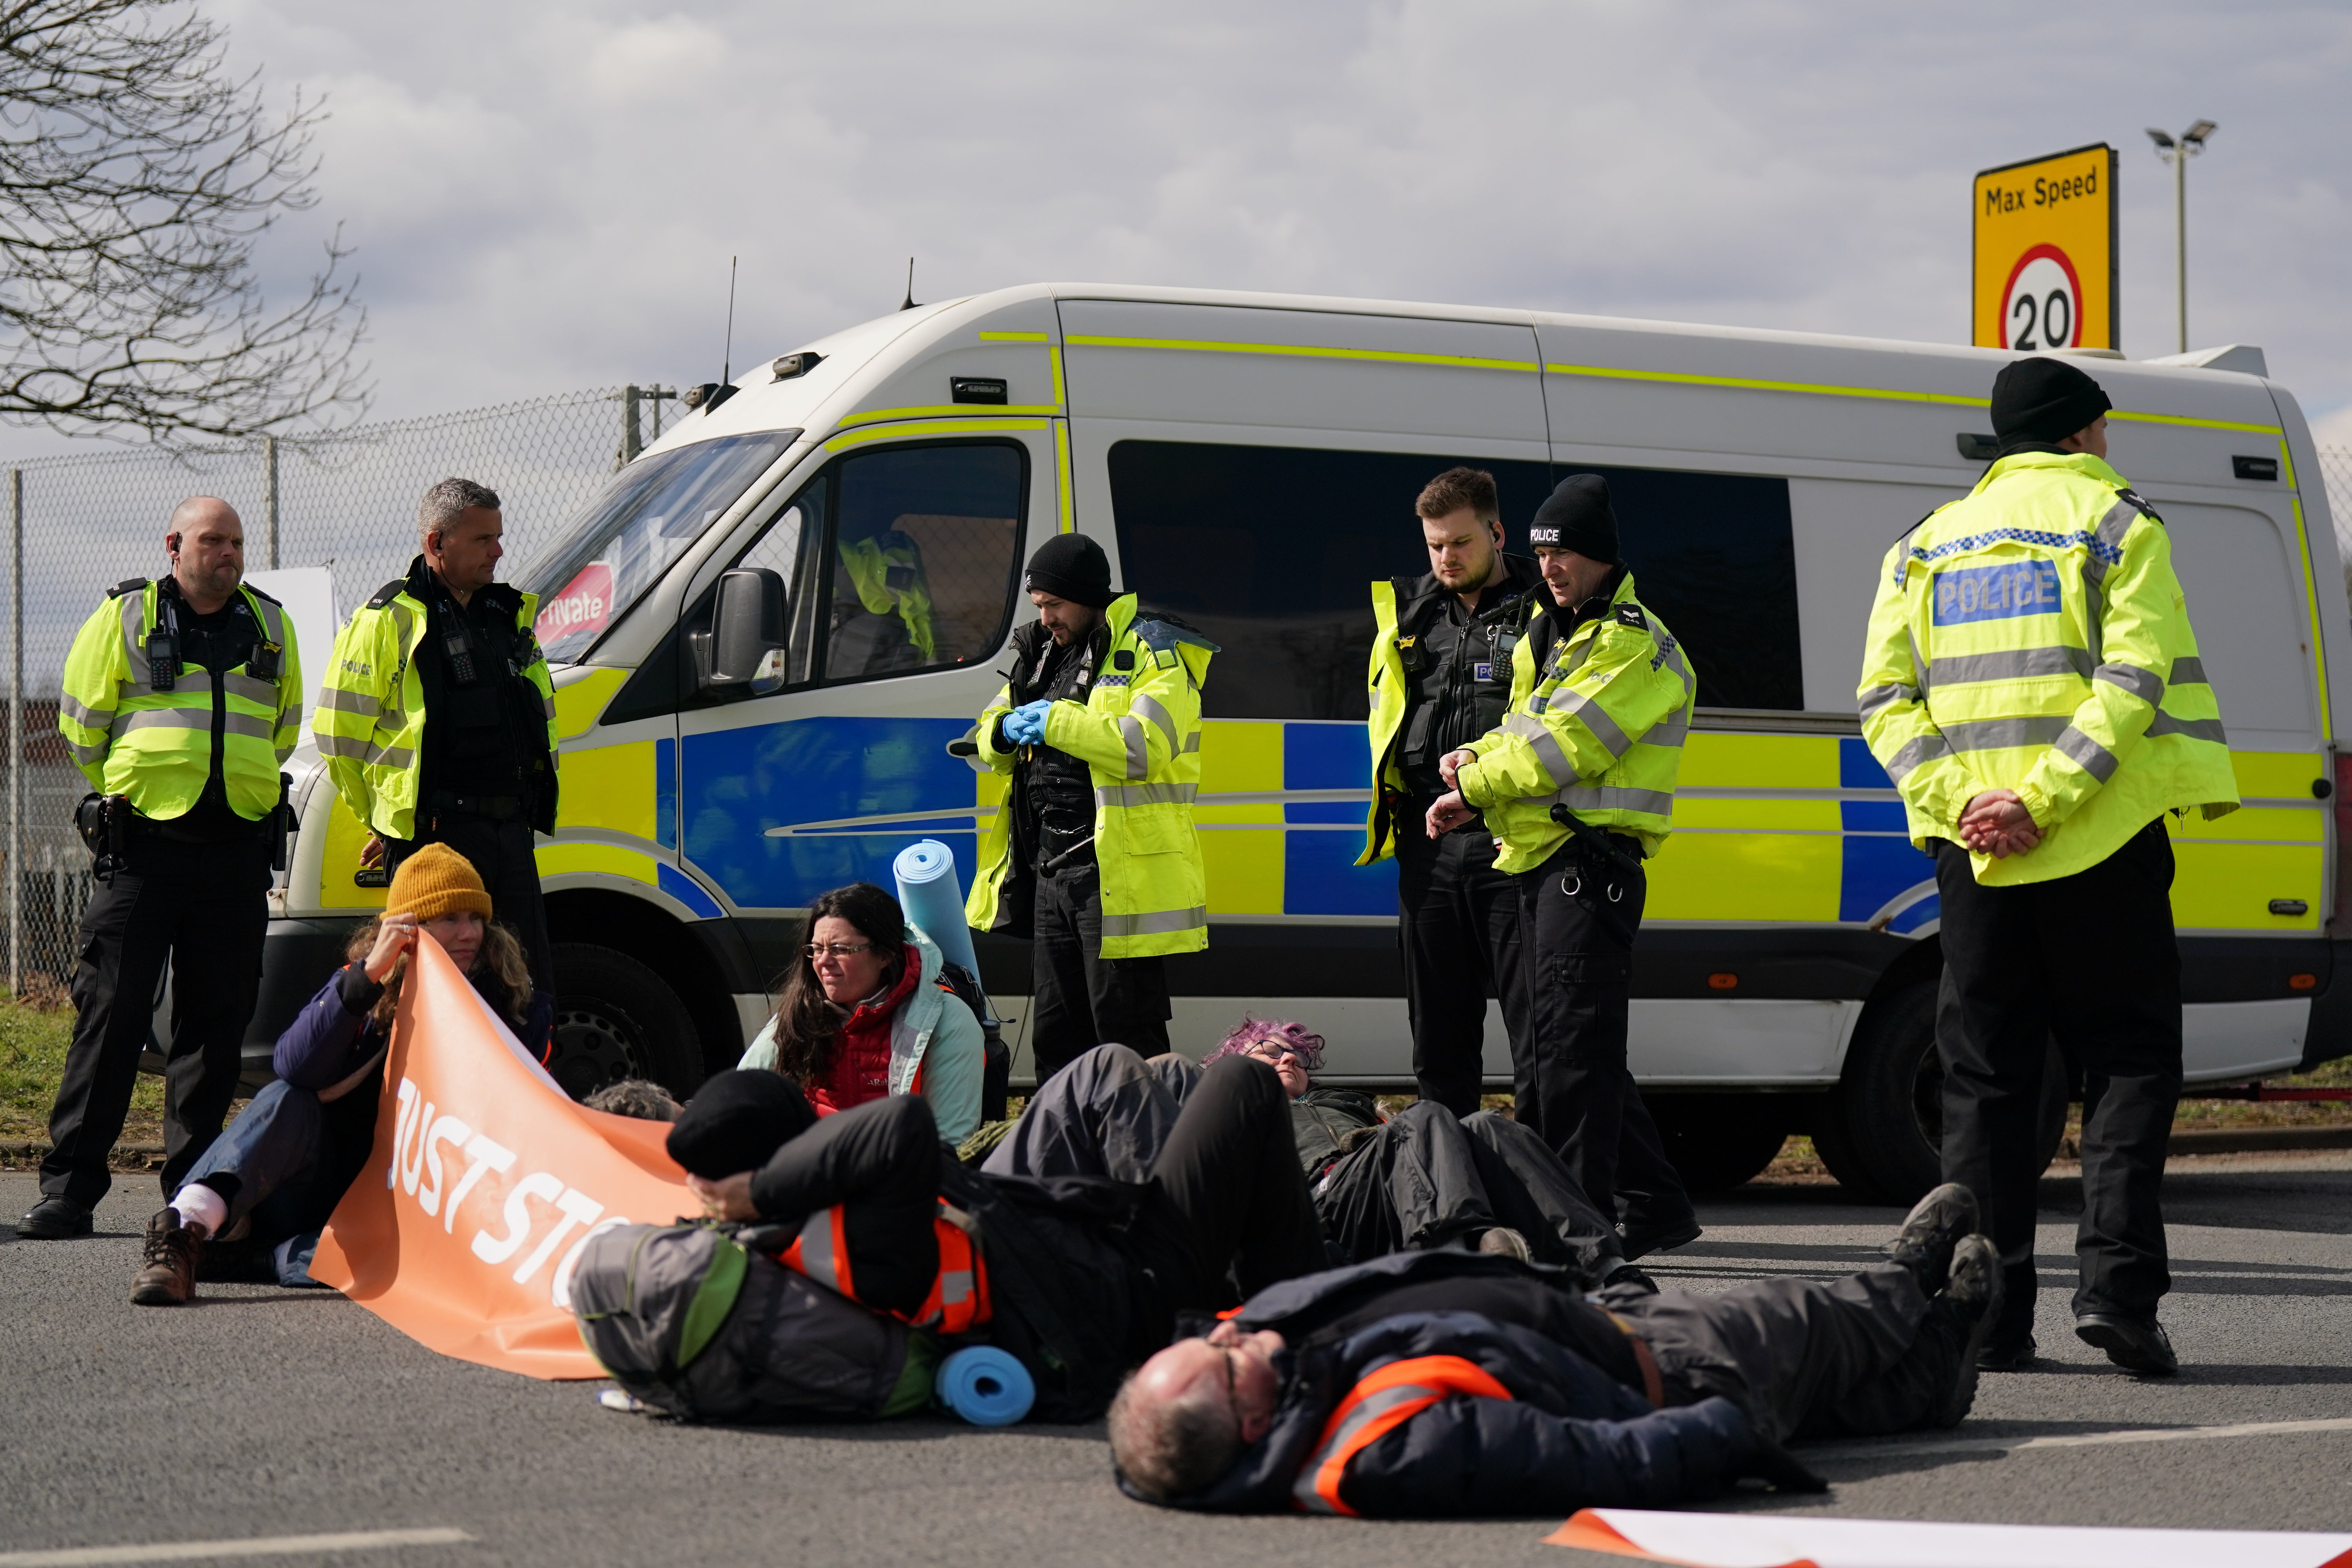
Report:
935,1343,1035,1426
893,838,984,987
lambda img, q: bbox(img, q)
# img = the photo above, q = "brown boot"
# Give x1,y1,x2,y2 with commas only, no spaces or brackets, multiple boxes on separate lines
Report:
131,1209,201,1306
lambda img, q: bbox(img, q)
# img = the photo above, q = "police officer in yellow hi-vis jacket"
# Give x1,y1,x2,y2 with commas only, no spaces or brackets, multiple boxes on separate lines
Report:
1425,476,1699,1257
21,498,303,1240
967,534,1214,1085
1858,357,2239,1377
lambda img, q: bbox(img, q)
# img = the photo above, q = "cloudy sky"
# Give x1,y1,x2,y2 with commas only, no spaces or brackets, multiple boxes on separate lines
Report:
16,1,2352,453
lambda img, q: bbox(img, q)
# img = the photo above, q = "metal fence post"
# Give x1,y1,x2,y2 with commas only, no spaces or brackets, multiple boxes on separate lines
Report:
8,466,21,999
262,434,280,570
622,385,642,469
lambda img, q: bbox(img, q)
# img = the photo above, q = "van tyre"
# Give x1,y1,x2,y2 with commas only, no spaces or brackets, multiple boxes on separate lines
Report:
1821,980,2065,1205
550,942,704,1102
1645,1093,1792,1192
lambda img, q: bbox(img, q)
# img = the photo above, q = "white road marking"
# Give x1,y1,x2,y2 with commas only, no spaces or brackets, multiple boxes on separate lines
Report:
1808,1414,2352,1464
0,1528,474,1566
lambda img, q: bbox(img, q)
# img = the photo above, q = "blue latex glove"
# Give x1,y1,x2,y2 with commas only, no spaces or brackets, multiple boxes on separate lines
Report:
1004,701,1052,746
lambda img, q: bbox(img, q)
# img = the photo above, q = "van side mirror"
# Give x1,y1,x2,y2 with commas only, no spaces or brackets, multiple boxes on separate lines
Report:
706,568,789,696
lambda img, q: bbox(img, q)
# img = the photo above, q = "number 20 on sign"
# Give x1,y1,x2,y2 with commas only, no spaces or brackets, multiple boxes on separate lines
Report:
1972,143,2118,353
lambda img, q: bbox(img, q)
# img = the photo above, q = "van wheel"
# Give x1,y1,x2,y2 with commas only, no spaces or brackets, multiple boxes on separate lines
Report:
1822,980,2065,1205
549,942,704,1102
1645,1094,1793,1193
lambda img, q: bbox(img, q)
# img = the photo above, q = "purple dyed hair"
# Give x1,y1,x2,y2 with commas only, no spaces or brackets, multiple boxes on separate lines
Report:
1203,1014,1326,1073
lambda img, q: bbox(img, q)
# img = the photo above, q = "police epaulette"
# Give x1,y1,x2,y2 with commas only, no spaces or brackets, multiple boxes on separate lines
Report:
1895,500,1955,541
107,577,150,599
1613,603,1649,630
1132,615,1222,655
241,581,282,606
2113,486,2164,524
365,579,408,610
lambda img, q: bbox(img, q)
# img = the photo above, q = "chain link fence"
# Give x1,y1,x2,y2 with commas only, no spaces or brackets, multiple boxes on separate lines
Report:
1,384,681,997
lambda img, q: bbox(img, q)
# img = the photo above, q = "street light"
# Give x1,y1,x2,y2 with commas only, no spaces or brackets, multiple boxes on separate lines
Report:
2145,120,2218,354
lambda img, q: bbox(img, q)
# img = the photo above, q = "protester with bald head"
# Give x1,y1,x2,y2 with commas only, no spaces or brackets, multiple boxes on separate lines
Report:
23,497,305,1241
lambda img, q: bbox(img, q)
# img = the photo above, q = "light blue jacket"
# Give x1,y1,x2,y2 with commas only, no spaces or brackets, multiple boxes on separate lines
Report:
737,924,984,1145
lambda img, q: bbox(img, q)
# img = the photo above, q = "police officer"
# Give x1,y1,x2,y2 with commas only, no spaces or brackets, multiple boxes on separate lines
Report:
1360,467,1545,1114
317,477,559,991
20,498,303,1240
1858,358,2238,1375
1425,475,1699,1256
966,535,1214,1084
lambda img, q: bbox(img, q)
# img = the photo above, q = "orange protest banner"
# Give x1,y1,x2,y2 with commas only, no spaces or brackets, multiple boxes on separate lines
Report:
308,932,696,1379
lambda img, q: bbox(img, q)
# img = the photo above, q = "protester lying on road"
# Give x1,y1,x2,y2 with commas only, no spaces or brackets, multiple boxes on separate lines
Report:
985,1033,1643,1287
1109,1184,2000,1515
658,1051,1326,1421
735,881,983,1145
132,845,551,1305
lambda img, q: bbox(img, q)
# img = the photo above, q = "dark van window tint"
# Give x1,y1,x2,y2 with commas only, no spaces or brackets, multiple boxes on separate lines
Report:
821,442,1026,683
1107,441,1801,719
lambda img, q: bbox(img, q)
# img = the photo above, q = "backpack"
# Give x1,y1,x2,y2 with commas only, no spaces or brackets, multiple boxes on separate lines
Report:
935,959,1011,1123
569,1221,913,1423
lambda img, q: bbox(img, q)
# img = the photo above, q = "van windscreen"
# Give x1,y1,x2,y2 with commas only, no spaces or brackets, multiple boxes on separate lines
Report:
522,430,799,664
1106,440,1803,719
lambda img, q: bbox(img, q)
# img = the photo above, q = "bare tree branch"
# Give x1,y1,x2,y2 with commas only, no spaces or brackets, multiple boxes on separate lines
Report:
0,0,370,444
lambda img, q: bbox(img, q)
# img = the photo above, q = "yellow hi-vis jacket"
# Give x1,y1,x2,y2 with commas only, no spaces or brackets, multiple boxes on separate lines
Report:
1857,449,2239,886
58,578,302,821
1453,570,1696,872
316,558,559,842
965,593,1214,958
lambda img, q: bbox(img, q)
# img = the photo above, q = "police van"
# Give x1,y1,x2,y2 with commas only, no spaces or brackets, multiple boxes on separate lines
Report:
256,282,2351,1203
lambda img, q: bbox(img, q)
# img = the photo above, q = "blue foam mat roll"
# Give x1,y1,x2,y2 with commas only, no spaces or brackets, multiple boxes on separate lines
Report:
893,838,983,985
936,1344,1034,1426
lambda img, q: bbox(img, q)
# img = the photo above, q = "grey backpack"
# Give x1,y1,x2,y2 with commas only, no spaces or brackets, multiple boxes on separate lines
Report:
570,1222,912,1423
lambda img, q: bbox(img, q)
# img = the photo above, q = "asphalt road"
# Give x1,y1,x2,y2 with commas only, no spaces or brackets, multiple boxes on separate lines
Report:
6,1155,2352,1567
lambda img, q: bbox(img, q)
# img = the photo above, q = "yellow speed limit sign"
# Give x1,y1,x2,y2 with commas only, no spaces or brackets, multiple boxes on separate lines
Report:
1972,143,2118,352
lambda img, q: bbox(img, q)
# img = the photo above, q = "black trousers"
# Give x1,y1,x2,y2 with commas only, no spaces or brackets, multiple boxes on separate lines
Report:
387,811,554,993
1395,815,1528,1115
1029,860,1169,1084
1514,839,1691,1232
1935,825,2182,1335
42,834,272,1207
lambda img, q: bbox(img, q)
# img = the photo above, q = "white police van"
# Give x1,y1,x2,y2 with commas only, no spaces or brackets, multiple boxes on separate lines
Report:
257,283,2350,1201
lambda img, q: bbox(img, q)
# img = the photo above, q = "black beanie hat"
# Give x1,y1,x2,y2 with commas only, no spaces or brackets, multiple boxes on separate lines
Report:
1990,356,2112,449
1022,533,1116,608
665,1069,816,1180
1528,474,1620,564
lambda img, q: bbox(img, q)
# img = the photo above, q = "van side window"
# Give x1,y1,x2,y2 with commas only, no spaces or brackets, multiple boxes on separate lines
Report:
1106,439,1803,719
820,442,1026,684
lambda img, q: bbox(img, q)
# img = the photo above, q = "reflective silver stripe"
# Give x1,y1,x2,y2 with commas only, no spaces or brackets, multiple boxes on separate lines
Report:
1654,633,1691,684
1645,706,1690,750
1117,716,1149,781
223,671,279,705
2053,725,2121,782
796,1207,848,1294
58,692,110,729
1130,693,1180,757
540,692,556,720
2094,496,2141,557
1502,711,1575,789
222,712,275,740
318,686,383,718
1533,783,1675,817
114,708,209,735
2170,655,2209,686
2081,561,2105,668
1181,730,1202,754
1858,683,1915,720
1883,731,1952,783
2147,712,2229,744
364,741,417,769
1100,905,1208,938
1292,1382,1441,1514
1549,687,1632,759
1927,646,2092,685
68,739,107,766
2094,662,2164,705
1942,716,2069,752
119,592,151,684
1907,630,1931,697
1094,782,1198,808
315,732,368,760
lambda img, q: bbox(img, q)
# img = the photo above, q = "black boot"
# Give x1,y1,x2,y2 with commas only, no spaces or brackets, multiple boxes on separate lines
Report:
1887,1182,1979,1295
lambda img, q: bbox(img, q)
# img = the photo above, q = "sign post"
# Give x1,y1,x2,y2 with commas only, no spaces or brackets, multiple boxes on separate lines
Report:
1972,143,2119,352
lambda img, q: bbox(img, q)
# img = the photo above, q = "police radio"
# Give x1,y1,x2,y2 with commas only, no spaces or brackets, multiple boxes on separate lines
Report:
145,596,181,692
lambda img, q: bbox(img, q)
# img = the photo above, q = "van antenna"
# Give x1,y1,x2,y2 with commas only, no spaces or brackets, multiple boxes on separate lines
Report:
721,255,739,383
900,256,918,312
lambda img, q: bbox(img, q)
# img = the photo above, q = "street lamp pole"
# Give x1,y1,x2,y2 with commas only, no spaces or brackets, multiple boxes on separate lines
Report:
2145,120,2218,354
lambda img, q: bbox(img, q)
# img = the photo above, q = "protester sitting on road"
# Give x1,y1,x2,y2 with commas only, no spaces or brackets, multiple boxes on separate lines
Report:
1109,1184,2001,1515
131,845,551,1305
583,1079,682,1121
670,1050,1327,1421
736,881,982,1145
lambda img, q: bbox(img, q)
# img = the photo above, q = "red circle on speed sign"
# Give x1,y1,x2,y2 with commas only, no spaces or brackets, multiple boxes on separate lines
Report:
1998,243,2085,352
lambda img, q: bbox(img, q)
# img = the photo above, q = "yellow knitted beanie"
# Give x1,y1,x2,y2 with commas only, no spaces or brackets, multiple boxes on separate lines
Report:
387,843,494,923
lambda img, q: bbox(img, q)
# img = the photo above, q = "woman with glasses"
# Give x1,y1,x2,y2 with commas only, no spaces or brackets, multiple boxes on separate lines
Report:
738,881,984,1144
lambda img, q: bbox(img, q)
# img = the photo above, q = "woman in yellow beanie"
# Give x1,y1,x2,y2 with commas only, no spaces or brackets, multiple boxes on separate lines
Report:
128,842,550,1306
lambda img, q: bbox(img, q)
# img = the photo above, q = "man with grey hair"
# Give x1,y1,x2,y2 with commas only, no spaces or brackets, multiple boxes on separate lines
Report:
318,477,560,994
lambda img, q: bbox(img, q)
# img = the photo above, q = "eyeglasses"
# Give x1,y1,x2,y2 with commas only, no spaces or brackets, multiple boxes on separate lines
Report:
803,941,875,960
1243,1040,1298,1064
1217,1343,1246,1428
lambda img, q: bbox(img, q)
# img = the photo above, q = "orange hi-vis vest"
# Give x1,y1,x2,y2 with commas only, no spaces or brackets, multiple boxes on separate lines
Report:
1292,1355,1514,1515
779,1198,992,1335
